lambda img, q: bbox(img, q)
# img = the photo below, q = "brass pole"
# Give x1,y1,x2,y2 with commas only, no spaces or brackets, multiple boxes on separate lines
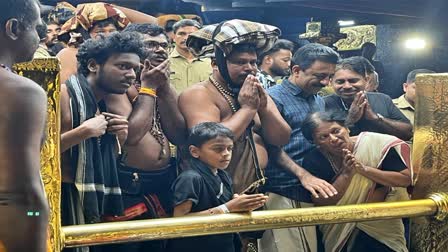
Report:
14,59,63,252
62,193,447,248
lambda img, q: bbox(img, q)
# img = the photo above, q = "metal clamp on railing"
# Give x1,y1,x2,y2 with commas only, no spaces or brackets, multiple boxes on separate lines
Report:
61,192,448,248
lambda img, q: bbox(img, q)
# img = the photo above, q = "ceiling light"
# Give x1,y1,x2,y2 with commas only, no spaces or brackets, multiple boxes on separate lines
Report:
338,20,355,26
405,38,426,49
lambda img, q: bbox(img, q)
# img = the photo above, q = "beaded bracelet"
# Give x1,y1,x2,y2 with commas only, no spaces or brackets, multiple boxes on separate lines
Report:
139,87,157,97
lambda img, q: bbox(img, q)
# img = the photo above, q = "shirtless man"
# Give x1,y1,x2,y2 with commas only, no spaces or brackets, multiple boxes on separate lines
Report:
0,0,49,251
60,32,144,239
180,38,291,194
103,24,186,252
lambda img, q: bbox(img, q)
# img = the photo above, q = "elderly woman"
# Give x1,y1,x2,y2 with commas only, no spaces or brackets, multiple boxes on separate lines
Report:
324,56,412,141
302,111,412,252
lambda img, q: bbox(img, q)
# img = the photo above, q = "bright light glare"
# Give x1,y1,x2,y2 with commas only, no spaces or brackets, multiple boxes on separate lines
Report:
338,20,355,26
405,38,426,49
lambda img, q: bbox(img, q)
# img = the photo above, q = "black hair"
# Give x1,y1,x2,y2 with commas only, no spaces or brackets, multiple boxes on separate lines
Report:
0,0,39,29
258,39,294,64
123,23,168,40
77,31,145,76
49,42,65,56
229,43,258,56
164,20,177,33
88,17,119,32
46,20,60,26
291,43,340,71
302,111,347,143
188,122,234,147
406,69,435,83
172,19,201,34
361,42,376,59
335,56,375,78
59,17,120,44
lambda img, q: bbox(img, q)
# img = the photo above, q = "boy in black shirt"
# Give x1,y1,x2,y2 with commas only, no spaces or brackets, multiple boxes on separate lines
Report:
168,122,268,252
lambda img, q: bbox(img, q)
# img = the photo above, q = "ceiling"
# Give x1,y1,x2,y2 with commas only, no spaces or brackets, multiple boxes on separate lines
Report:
182,0,447,25
40,0,448,28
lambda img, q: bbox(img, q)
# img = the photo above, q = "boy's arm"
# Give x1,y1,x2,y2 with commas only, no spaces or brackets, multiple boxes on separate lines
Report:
173,200,207,217
173,194,268,217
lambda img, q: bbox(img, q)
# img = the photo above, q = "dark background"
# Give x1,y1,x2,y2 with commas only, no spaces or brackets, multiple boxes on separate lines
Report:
41,0,448,98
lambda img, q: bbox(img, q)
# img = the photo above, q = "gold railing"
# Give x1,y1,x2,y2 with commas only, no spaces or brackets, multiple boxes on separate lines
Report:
62,193,448,248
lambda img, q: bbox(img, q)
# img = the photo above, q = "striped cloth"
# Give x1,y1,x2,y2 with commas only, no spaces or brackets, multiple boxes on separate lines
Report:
66,74,124,223
47,1,76,25
187,19,281,57
59,2,129,37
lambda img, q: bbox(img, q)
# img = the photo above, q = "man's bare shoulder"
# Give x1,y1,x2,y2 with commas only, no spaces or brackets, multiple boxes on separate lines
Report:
0,72,46,111
179,82,213,100
0,72,47,152
56,47,78,59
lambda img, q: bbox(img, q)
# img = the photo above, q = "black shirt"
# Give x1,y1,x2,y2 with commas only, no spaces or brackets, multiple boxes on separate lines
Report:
324,93,411,136
167,169,236,252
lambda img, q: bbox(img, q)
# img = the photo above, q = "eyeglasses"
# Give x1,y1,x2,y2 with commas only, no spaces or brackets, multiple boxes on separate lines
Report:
144,41,169,50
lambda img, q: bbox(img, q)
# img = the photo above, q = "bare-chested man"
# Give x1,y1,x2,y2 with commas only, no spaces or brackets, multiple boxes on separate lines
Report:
102,24,186,252
0,0,49,251
180,20,291,194
60,32,145,249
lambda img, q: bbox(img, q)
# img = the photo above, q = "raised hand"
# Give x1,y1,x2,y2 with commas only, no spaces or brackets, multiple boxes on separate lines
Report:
140,59,170,91
363,99,379,121
256,82,268,111
225,193,268,212
81,114,108,138
238,74,260,110
342,149,363,173
346,91,367,125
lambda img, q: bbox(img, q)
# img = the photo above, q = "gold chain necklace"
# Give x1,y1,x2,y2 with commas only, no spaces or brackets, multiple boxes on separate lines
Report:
135,87,166,160
149,99,167,160
323,152,341,174
209,76,238,113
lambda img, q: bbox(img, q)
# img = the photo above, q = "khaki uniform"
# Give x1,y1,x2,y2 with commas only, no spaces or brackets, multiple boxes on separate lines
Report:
169,49,212,93
33,45,52,59
393,95,414,125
